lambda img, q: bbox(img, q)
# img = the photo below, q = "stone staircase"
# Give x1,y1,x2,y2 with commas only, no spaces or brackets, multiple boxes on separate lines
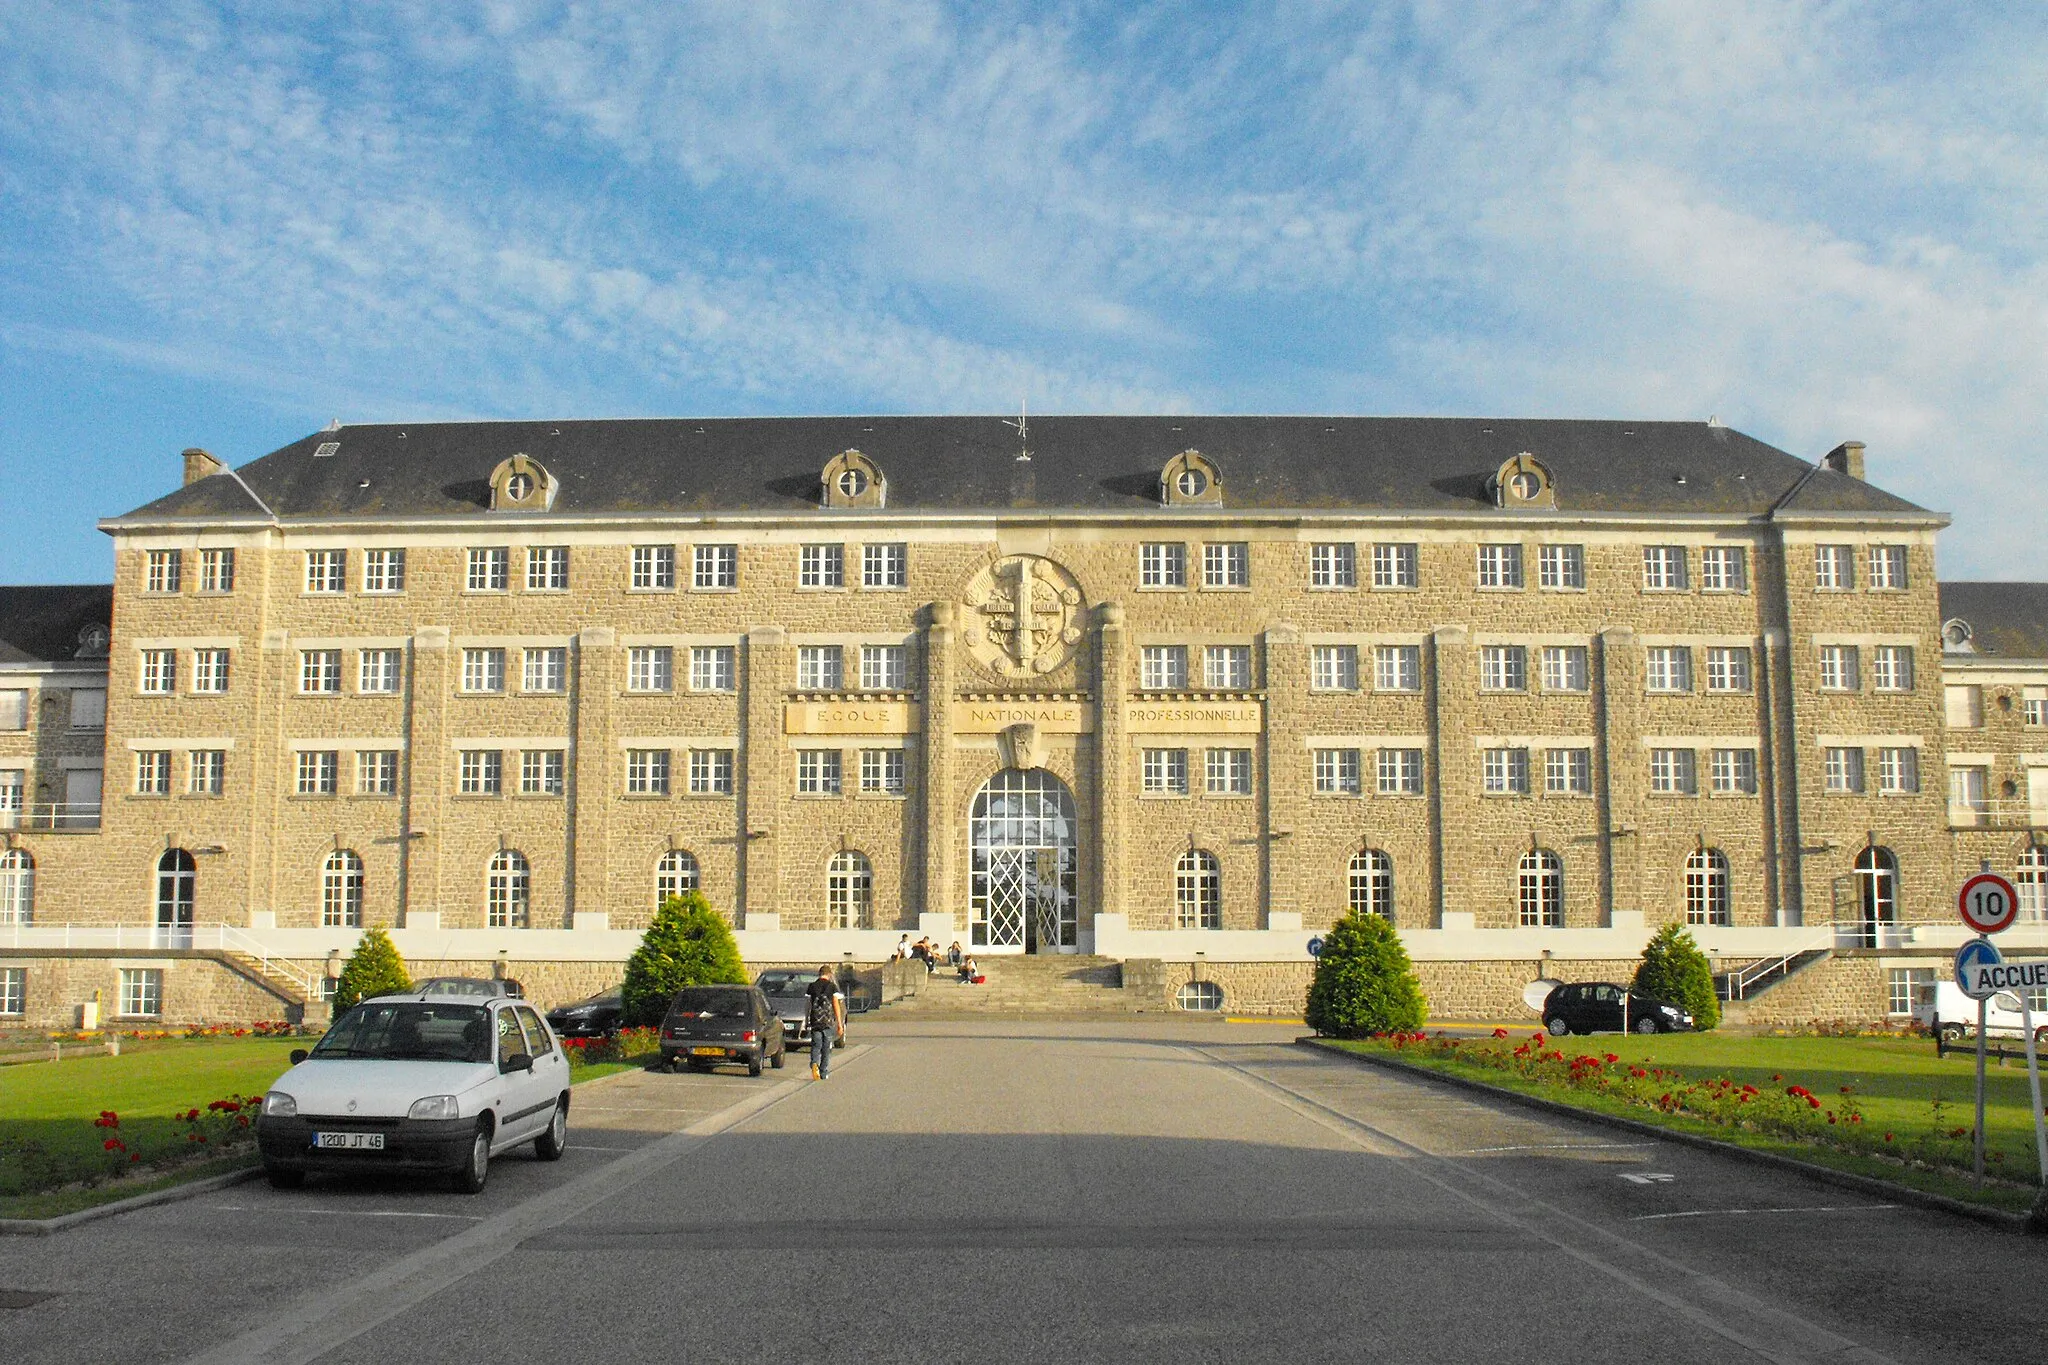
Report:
204,949,313,1025
877,954,1162,1015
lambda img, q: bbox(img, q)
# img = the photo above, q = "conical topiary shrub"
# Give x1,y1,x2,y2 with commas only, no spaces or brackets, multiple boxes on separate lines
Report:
621,891,750,1026
331,927,412,1015
1633,923,1721,1031
1304,910,1428,1038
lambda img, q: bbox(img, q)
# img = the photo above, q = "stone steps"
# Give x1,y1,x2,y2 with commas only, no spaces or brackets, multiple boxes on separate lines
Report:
878,955,1165,1014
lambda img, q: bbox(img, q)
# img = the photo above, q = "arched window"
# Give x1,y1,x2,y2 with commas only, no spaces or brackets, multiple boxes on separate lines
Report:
827,851,872,929
1853,846,1898,947
1518,850,1563,927
0,850,32,926
487,850,530,928
322,850,363,928
1684,849,1731,926
156,848,196,944
656,849,700,910
1175,849,1222,929
1176,981,1225,1011
1348,849,1394,921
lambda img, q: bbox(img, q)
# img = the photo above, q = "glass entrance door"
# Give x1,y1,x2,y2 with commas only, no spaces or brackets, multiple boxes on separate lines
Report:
970,770,1078,954
156,848,196,948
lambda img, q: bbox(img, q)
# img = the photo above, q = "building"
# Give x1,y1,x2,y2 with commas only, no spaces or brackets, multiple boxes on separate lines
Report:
3,415,2036,1028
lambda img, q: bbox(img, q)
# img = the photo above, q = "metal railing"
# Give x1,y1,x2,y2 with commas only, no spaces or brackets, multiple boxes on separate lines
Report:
0,922,318,996
1721,928,1836,1000
1947,800,2047,830
0,803,102,831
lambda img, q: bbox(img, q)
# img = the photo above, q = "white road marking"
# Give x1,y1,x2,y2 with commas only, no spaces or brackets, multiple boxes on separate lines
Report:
1465,1142,1657,1153
1619,1172,1678,1184
203,1206,484,1222
1632,1205,1902,1223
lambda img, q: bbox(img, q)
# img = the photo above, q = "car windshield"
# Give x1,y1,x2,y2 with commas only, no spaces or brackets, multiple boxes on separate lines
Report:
756,973,805,995
412,979,498,998
671,988,754,1018
311,1003,493,1062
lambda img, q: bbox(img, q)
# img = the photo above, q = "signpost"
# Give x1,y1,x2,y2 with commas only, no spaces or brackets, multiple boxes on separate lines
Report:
1958,872,2020,935
1953,867,2048,1190
1955,938,2003,1000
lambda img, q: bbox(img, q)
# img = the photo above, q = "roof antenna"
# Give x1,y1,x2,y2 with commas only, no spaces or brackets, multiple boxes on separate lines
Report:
1705,414,1724,428
322,418,342,433
1001,400,1031,462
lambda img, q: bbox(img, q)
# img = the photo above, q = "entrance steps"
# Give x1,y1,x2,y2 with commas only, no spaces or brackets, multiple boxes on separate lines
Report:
878,954,1161,1015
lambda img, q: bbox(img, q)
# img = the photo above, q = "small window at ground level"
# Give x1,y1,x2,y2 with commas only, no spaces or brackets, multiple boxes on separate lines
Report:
1176,981,1225,1012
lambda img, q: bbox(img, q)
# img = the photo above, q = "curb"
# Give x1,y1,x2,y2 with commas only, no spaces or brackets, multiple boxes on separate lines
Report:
0,1165,263,1237
1299,1037,2038,1235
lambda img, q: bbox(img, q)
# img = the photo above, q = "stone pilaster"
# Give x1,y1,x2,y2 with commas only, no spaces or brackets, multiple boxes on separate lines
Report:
921,602,957,931
1756,626,1794,926
1596,627,1642,924
1095,602,1128,926
569,627,615,924
406,627,451,926
740,624,788,926
1261,621,1306,926
1426,624,1469,927
254,627,291,922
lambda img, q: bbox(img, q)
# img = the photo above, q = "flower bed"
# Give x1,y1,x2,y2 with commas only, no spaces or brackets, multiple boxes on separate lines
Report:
6,1092,264,1210
560,1027,661,1070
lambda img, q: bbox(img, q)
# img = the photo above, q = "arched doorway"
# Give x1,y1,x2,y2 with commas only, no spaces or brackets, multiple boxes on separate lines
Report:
1853,847,1898,948
156,848,196,947
970,770,1078,954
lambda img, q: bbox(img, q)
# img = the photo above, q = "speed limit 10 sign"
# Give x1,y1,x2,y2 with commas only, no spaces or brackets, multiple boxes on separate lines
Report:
1958,872,2020,935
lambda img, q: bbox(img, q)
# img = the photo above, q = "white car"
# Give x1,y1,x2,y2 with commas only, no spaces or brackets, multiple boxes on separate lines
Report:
1915,980,2048,1045
255,991,571,1193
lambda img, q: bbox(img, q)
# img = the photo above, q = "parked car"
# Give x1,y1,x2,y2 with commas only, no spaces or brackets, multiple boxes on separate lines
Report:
660,984,787,1076
398,976,524,1000
546,987,624,1039
755,970,844,1046
1914,981,2047,1043
255,991,570,1194
1542,982,1692,1035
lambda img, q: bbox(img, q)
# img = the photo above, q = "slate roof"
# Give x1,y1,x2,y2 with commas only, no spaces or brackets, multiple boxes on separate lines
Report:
0,584,114,667
1939,583,2048,661
108,416,1935,524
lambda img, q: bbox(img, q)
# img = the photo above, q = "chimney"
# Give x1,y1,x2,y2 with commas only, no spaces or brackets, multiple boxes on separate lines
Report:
182,447,225,486
1822,441,1866,481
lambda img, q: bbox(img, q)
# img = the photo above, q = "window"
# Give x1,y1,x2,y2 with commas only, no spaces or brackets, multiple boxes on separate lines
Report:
1642,546,1689,591
0,966,21,1015
521,749,564,796
459,749,502,795
1537,645,1588,693
1700,547,1747,592
1818,645,1860,692
1704,647,1752,693
1176,981,1225,1011
139,649,176,695
797,646,843,691
1311,644,1358,691
827,851,872,929
860,748,906,795
145,549,182,593
363,548,405,593
1202,542,1250,587
296,750,338,795
689,749,734,795
2018,848,2048,923
135,750,172,795
1311,543,1356,588
860,645,907,691
1814,544,1855,591
461,648,506,694
1348,850,1394,920
1645,647,1692,693
0,851,32,926
1141,646,1189,691
1378,748,1425,795
1545,748,1591,795
1206,748,1252,795
1824,747,1865,794
1314,748,1361,795
0,691,22,731
1872,646,1914,692
1479,645,1527,692
526,546,569,591
1204,646,1251,690
1888,968,1936,1017
359,649,403,694
192,649,230,694
863,543,907,589
0,769,19,819
1483,748,1530,795
1538,544,1584,590
1878,747,1920,795
522,648,566,694
1685,850,1731,926
188,749,225,796
655,850,699,907
118,968,162,1018
357,751,399,796
1853,847,1898,943
1175,850,1222,929
199,548,235,593
1477,544,1524,589
627,646,674,693
1711,749,1757,794
1142,748,1189,795
1372,645,1421,692
690,646,735,692
797,749,842,795
626,749,671,796
1372,543,1419,589
1518,850,1563,926
1869,545,1908,590
487,851,529,928
1949,764,1987,817
299,650,342,693
632,545,677,590
322,850,364,928
799,544,845,588
1945,684,1984,729
1140,543,1187,588
1649,748,1697,795
69,689,106,728
304,549,346,594
2026,688,2048,727
694,544,738,589
465,548,509,591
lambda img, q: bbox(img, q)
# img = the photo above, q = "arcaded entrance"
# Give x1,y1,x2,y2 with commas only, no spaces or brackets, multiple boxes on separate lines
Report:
969,769,1078,954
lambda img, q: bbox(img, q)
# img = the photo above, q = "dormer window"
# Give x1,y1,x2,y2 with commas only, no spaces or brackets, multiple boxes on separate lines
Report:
505,473,535,502
1175,467,1209,499
1942,619,1975,653
1492,453,1557,509
822,450,885,508
488,454,554,512
836,468,869,499
1161,450,1223,507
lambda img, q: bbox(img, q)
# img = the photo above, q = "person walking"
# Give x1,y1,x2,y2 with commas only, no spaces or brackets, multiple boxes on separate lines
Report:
806,964,845,1080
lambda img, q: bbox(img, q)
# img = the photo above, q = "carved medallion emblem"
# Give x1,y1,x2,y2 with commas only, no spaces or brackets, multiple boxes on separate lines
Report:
961,555,1085,676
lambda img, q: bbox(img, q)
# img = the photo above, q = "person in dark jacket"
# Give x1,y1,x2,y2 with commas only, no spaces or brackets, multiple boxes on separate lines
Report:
805,965,845,1080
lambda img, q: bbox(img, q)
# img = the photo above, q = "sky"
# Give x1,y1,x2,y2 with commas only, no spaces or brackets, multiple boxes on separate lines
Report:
0,1,2042,583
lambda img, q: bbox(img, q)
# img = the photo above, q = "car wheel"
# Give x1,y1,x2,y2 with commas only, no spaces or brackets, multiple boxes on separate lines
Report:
1939,1022,1966,1042
1546,1017,1569,1037
1632,1016,1659,1035
771,1046,786,1069
451,1124,491,1195
533,1100,568,1161
264,1164,305,1190
748,1054,763,1077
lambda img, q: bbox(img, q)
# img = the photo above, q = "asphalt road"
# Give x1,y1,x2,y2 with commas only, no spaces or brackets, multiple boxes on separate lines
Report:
4,1017,2045,1364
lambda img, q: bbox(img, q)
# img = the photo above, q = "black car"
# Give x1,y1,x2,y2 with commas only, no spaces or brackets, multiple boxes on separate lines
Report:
660,985,787,1076
1541,982,1693,1036
546,988,624,1039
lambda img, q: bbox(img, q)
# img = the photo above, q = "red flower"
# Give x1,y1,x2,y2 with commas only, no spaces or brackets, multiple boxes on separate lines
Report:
1603,1053,1618,1063
1492,1027,1509,1038
1770,1073,1782,1082
103,1138,123,1151
1884,1132,1894,1142
129,1152,140,1163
